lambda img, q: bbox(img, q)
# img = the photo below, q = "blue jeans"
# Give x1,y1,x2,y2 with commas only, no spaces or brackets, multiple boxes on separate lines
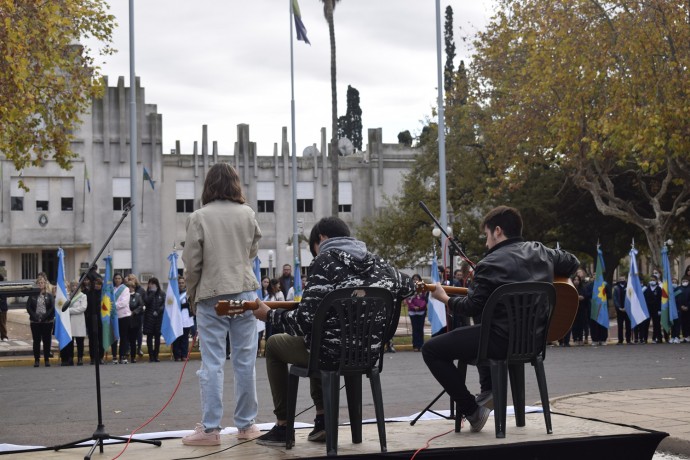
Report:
196,293,258,430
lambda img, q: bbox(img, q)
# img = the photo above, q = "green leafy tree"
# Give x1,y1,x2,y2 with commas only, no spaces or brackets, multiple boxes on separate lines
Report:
443,5,455,98
319,0,341,216
337,84,362,150
470,0,690,269
0,0,115,173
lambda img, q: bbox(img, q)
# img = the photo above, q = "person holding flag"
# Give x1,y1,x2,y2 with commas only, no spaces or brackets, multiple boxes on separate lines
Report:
423,206,579,433
589,246,609,346
252,216,415,447
100,256,119,361
182,163,262,446
26,274,55,367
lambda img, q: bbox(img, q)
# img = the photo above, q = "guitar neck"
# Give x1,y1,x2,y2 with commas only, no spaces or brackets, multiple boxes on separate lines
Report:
245,300,298,310
417,283,468,296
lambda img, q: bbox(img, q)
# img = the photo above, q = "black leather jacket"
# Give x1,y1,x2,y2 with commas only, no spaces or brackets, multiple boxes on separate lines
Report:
448,237,580,339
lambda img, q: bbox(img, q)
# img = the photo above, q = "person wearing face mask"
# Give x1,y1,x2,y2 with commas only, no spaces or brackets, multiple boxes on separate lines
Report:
643,274,662,343
612,275,631,344
675,277,690,343
142,277,166,362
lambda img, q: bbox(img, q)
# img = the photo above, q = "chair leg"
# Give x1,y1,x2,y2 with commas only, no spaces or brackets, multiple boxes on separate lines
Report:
344,375,363,444
368,369,387,452
285,373,299,449
490,361,508,439
321,371,340,456
533,356,553,434
508,363,526,427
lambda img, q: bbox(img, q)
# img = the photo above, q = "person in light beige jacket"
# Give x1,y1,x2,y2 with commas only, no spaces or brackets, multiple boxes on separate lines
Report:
181,162,263,446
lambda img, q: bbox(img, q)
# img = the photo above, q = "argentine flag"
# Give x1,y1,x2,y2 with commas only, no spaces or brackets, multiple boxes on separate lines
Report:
624,247,650,328
161,252,183,345
54,248,72,350
427,254,447,335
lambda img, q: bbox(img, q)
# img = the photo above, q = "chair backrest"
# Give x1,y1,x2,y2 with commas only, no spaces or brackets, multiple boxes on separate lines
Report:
307,286,394,374
477,282,556,364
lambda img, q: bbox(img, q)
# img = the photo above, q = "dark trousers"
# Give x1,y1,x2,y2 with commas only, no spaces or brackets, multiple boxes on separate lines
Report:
87,315,105,362
616,309,631,343
0,311,7,339
651,310,662,342
146,334,161,360
129,326,139,360
422,325,507,416
680,308,690,339
114,316,130,359
172,327,191,359
589,319,608,343
409,314,426,350
30,322,53,360
637,318,650,343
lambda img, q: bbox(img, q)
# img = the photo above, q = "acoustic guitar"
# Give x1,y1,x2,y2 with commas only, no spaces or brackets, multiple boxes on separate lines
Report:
415,276,578,342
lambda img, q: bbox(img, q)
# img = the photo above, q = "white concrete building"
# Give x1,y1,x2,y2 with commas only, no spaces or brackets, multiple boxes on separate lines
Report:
0,78,416,284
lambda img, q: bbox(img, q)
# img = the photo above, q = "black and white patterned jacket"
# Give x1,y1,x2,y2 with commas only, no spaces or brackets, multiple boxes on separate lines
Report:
267,236,415,364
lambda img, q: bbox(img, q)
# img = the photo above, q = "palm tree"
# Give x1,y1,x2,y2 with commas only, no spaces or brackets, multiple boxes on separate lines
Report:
321,0,340,216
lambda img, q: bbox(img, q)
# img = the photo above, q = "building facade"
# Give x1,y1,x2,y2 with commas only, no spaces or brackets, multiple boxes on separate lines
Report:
0,78,416,284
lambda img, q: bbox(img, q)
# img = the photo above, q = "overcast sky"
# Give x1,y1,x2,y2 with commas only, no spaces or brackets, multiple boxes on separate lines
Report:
89,1,495,156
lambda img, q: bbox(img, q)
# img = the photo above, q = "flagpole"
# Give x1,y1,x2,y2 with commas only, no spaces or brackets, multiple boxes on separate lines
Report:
141,174,145,223
82,165,86,223
129,0,139,275
435,0,449,268
289,0,299,272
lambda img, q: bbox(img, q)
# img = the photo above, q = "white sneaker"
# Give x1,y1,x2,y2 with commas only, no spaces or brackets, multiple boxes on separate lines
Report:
1,338,8,342
237,424,261,440
182,423,221,446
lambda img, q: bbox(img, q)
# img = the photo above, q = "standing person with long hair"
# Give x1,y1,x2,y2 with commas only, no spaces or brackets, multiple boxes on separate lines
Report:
405,274,428,352
26,276,55,367
181,162,262,446
111,273,131,364
142,277,165,362
66,280,87,366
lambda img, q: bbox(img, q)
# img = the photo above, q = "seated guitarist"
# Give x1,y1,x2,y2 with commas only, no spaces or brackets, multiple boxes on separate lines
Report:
252,216,415,448
423,205,579,433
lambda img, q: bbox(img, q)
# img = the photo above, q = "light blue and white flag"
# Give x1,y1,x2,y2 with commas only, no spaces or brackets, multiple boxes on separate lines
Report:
54,248,72,350
427,253,447,335
162,252,183,345
624,247,650,328
253,256,263,300
293,257,303,302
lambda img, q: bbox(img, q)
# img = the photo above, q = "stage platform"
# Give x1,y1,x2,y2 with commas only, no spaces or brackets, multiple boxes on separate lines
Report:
0,411,667,460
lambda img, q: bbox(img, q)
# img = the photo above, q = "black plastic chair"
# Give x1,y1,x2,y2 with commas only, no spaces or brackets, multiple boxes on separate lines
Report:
465,282,556,438
285,286,394,456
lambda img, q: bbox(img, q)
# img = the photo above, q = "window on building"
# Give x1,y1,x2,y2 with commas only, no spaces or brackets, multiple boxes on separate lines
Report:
257,181,275,213
112,178,131,211
296,181,314,213
338,181,352,213
35,178,49,211
61,178,74,211
10,178,24,211
112,249,132,278
176,181,195,213
21,253,39,280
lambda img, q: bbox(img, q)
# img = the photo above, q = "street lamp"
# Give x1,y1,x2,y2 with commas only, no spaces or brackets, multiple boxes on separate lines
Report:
268,249,274,278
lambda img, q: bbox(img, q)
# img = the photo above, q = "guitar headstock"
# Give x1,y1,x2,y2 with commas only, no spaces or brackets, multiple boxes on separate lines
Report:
215,300,247,317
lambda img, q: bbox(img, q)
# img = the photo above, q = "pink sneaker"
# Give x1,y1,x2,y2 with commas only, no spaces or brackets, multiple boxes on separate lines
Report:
182,423,221,446
237,424,262,440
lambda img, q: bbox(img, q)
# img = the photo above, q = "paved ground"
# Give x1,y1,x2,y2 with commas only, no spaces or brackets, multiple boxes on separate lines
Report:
1,308,689,458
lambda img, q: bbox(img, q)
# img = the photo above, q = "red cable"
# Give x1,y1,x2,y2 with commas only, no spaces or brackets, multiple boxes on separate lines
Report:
111,334,198,460
409,426,456,460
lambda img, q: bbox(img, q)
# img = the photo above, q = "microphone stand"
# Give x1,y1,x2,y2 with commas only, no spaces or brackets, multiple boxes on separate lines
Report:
53,202,162,458
410,201,473,430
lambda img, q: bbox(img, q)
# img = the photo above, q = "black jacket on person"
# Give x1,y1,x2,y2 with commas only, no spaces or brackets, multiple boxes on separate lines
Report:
26,292,55,323
142,289,165,335
447,237,580,341
129,291,145,330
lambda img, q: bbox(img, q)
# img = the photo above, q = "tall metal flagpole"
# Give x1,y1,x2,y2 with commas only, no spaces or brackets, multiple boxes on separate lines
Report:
289,0,299,269
129,0,139,275
435,0,449,268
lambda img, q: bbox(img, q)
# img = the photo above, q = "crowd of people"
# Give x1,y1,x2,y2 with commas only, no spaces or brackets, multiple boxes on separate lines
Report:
22,271,197,367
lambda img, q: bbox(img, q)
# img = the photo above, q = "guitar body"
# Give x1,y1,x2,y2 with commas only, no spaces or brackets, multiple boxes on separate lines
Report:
548,276,579,342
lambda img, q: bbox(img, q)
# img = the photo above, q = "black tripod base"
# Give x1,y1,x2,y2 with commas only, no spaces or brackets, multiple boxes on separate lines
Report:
53,425,162,460
410,389,456,426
